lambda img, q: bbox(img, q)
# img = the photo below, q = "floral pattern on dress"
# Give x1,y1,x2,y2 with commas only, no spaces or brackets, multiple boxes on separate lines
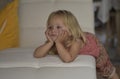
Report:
79,32,115,78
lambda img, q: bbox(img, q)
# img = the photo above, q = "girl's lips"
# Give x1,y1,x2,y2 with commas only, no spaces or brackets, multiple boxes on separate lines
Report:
51,35,57,37
50,34,57,36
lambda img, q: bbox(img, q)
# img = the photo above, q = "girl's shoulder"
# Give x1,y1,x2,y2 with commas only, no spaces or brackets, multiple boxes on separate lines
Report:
80,32,100,57
84,32,95,37
84,32,99,41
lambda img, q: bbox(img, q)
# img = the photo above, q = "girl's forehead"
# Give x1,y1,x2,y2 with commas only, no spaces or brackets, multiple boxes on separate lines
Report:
51,15,63,21
49,16,65,24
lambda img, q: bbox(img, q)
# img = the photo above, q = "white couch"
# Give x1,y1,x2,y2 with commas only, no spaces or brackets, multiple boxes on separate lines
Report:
0,48,96,79
0,0,96,79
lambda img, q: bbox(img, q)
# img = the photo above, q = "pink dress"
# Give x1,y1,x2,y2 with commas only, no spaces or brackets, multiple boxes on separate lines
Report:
79,32,115,78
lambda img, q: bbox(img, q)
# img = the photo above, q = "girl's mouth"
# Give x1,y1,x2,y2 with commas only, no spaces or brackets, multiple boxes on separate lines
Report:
50,34,57,37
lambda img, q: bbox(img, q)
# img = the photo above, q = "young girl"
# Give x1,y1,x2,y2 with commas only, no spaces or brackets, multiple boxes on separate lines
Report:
34,10,119,79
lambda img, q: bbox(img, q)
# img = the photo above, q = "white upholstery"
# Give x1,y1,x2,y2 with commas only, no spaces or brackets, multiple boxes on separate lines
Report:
19,0,94,47
0,67,96,79
0,48,95,68
0,48,96,79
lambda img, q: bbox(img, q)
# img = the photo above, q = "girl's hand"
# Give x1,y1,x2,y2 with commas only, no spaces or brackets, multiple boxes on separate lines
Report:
45,29,54,44
55,30,68,44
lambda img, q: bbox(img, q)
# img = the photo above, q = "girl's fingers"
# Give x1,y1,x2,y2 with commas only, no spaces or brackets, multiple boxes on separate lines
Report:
45,30,49,38
45,29,53,42
61,30,67,38
58,30,64,39
45,29,49,36
56,30,68,43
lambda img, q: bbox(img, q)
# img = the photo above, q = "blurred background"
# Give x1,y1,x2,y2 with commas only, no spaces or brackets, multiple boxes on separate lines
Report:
93,0,120,65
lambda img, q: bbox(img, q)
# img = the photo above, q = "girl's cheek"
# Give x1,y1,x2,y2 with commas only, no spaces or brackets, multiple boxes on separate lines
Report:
68,31,71,36
58,29,63,33
47,31,50,35
56,32,59,36
57,29,60,35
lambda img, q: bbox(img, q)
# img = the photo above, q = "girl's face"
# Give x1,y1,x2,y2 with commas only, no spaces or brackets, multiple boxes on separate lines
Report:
47,16,70,41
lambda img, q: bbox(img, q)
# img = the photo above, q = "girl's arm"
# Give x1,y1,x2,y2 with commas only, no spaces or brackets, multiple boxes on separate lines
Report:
55,40,81,63
33,42,53,58
55,30,82,62
34,29,54,58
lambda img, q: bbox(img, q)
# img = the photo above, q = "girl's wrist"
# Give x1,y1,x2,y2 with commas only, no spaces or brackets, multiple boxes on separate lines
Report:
46,41,54,46
55,41,63,46
48,41,54,45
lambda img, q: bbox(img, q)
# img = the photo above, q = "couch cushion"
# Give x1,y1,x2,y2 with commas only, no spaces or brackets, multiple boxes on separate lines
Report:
0,49,96,79
0,67,96,79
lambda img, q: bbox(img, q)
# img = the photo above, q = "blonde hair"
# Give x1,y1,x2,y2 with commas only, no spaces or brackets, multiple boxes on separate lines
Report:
47,10,86,54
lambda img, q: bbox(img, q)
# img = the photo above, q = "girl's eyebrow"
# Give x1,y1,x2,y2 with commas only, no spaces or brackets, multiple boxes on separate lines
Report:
48,23,63,27
48,25,57,27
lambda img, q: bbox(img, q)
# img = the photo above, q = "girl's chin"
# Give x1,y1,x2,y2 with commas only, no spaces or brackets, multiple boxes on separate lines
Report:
51,37,57,41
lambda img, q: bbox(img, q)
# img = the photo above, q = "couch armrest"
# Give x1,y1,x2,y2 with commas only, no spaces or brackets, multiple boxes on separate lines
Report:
0,48,95,68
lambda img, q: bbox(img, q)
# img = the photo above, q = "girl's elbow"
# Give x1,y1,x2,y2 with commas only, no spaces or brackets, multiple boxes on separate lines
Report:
63,57,75,63
33,53,40,58
33,53,46,58
63,60,73,63
63,59,74,63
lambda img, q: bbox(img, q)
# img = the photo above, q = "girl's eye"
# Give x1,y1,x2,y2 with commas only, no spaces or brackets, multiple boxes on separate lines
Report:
57,26,61,29
48,26,53,29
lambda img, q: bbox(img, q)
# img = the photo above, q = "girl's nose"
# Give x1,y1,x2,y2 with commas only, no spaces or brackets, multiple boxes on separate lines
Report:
51,27,57,33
